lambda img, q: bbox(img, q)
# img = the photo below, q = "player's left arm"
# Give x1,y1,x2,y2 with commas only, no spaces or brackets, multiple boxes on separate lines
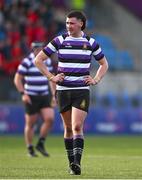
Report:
84,56,108,85
93,56,108,83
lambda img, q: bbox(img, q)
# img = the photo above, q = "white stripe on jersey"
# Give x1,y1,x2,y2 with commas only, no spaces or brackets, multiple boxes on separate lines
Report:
89,38,95,46
27,67,39,72
64,76,85,81
27,66,51,72
25,76,47,81
56,85,89,90
18,65,27,72
23,57,32,66
58,35,64,44
25,84,48,91
48,42,57,52
59,49,92,55
24,91,48,95
58,62,90,68
93,47,102,56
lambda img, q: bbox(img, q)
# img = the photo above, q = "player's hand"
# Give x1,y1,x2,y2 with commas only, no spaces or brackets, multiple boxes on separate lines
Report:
84,75,98,85
22,94,32,104
50,73,65,83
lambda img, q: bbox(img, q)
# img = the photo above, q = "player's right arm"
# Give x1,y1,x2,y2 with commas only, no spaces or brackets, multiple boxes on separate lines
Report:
14,73,24,94
35,51,64,83
14,73,31,104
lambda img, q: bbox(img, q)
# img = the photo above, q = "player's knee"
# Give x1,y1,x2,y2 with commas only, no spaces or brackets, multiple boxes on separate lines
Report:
25,121,33,129
72,125,81,133
44,118,54,127
25,124,32,132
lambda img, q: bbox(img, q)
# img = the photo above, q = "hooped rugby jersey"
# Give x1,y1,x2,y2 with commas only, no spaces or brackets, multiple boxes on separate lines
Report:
43,33,104,90
17,52,54,95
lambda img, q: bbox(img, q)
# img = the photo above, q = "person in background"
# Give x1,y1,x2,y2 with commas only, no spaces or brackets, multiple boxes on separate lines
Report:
14,42,56,157
35,11,108,175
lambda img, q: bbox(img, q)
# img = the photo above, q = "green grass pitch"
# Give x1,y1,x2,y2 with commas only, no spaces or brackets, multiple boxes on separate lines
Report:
0,135,142,179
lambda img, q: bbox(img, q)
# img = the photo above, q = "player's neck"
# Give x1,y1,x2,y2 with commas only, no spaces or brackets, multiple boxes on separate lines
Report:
69,31,83,38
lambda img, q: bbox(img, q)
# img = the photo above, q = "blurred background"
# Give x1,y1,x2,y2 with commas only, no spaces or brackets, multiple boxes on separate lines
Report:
0,0,142,135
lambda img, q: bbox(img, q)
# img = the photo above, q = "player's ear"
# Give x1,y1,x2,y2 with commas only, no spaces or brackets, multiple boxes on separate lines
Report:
80,21,83,29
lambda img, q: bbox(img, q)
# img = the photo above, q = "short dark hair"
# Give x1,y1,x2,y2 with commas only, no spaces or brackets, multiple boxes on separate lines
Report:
66,10,86,30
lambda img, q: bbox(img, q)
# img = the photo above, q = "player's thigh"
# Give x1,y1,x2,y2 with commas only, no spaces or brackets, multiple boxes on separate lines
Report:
25,113,38,127
40,107,54,121
72,107,87,129
60,110,72,128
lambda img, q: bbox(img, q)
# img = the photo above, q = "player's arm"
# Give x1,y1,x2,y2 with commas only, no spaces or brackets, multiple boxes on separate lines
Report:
93,56,108,84
14,73,24,94
84,56,108,85
14,73,32,104
35,51,64,83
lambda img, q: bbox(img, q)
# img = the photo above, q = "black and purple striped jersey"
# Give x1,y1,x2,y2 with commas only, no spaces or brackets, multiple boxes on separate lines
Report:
17,52,54,95
43,32,104,90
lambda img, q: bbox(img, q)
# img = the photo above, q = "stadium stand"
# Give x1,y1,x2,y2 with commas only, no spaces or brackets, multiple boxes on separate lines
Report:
92,33,134,71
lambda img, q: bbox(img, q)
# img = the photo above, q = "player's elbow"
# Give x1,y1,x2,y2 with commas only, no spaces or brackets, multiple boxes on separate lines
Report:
13,73,19,88
34,57,39,67
35,57,42,69
102,57,109,71
100,57,109,72
13,74,17,86
13,79,16,87
105,60,109,71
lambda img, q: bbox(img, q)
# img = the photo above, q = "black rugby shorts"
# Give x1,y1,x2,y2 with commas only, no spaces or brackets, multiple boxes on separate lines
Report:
24,95,51,115
56,89,90,113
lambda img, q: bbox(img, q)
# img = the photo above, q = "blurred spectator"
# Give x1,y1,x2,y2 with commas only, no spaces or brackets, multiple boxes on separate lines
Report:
0,0,70,76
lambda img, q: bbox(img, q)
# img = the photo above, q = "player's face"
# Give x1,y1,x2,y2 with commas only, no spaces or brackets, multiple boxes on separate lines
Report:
66,17,83,37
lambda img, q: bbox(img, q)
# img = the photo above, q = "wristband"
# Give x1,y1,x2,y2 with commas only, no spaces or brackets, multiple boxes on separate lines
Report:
48,75,54,81
94,77,100,84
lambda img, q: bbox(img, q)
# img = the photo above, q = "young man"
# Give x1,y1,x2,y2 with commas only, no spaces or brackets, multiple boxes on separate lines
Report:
14,42,56,157
35,11,108,174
